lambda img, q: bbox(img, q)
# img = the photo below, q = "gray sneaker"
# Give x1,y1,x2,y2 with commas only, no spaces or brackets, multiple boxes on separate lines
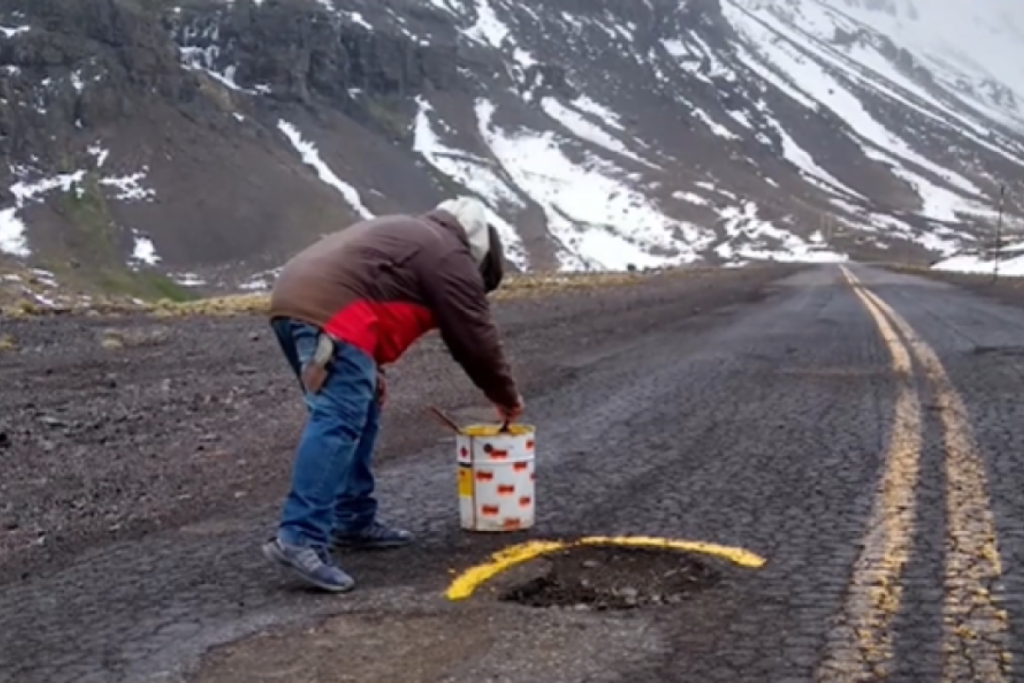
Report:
333,520,414,550
262,537,356,592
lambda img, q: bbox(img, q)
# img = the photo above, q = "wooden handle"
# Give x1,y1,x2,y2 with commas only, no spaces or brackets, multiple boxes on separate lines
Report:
426,406,461,433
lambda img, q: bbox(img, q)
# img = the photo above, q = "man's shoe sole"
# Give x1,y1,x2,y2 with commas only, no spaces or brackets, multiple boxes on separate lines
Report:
261,542,356,593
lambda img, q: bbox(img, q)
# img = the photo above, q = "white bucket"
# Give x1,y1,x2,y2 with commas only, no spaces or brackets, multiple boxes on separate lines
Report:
455,424,536,532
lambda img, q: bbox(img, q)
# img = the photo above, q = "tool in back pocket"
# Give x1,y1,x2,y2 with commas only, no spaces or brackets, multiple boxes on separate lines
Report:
300,333,335,394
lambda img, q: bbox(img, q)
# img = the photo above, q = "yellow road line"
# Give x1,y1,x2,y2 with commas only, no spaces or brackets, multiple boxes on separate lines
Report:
816,266,922,680
844,267,1011,681
445,535,766,601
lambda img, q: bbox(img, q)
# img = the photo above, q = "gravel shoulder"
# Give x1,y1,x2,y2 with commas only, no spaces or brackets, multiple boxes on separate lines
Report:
0,266,800,585
881,266,1024,310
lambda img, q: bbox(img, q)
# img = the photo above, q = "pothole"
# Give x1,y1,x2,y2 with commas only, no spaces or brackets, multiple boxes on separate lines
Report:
499,545,720,611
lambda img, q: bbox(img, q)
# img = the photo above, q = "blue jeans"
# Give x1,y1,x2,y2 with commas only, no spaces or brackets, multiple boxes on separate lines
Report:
271,317,380,548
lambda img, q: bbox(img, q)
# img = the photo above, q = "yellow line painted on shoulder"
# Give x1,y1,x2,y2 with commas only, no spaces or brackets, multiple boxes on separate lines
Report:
445,536,766,601
816,266,923,680
843,267,1011,682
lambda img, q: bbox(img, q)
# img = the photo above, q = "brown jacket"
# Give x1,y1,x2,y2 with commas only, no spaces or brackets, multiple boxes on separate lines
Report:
269,210,518,408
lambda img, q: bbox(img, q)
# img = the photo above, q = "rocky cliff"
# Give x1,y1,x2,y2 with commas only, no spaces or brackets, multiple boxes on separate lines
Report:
1,0,1023,302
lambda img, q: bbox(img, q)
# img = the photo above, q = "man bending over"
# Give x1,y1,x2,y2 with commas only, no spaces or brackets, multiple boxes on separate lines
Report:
263,196,524,592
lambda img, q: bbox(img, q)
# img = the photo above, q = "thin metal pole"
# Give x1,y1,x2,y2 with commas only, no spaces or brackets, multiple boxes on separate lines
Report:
993,184,1005,282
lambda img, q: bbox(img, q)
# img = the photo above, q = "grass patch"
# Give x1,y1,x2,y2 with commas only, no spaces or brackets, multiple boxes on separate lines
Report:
883,263,1024,287
0,334,15,352
95,270,197,302
2,300,42,318
58,175,120,265
146,267,736,317
98,325,173,349
364,95,412,142
150,273,656,316
1,263,797,319
148,275,196,301
99,333,124,350
42,176,200,303
879,262,933,275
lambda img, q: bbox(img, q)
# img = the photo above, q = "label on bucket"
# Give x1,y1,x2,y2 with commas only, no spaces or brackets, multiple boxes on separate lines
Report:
457,464,473,497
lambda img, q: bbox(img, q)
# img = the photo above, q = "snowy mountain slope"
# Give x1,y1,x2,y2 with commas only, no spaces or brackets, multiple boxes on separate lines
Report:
2,0,1024,301
934,241,1024,277
821,0,1024,122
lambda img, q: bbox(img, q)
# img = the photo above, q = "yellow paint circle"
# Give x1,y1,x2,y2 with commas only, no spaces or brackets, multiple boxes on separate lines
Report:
445,535,766,601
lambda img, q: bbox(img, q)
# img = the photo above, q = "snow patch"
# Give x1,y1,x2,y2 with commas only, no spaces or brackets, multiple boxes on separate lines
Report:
723,2,993,223
933,243,1024,276
101,171,156,202
130,229,160,267
540,97,655,167
87,144,109,167
177,25,272,96
1,171,87,257
464,0,509,47
339,10,373,30
171,272,207,287
239,266,282,292
571,95,628,132
412,97,528,268
277,120,374,219
776,127,864,198
715,202,848,263
672,191,711,206
0,25,29,38
476,99,711,271
0,208,29,257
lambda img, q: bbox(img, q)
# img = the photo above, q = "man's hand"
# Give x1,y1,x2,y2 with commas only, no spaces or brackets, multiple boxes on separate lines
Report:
376,369,387,407
495,393,524,423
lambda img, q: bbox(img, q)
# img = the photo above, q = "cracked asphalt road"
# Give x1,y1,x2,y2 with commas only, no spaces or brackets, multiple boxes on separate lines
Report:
2,263,1024,683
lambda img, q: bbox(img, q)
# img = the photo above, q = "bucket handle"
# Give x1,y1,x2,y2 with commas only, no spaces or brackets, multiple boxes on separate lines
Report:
426,406,462,433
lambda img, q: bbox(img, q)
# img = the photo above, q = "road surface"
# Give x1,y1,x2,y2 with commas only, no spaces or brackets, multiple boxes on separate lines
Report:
1,263,1023,683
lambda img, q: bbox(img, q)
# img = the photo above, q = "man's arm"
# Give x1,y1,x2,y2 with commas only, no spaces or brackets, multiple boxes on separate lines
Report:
420,252,519,409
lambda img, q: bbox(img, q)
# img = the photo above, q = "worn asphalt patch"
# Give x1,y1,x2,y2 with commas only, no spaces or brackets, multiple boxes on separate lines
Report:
499,545,720,610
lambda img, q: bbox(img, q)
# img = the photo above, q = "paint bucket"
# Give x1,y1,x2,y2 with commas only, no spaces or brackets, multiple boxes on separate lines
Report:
455,423,536,532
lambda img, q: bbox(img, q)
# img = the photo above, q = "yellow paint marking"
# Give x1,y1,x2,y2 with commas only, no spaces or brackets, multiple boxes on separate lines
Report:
446,540,565,601
844,268,1011,681
445,536,765,601
816,266,922,680
575,536,767,567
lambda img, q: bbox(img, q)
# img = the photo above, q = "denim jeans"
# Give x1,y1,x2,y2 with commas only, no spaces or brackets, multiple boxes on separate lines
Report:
270,317,380,549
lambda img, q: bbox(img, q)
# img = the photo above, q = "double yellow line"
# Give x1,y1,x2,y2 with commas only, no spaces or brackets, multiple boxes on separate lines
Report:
817,266,1011,681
